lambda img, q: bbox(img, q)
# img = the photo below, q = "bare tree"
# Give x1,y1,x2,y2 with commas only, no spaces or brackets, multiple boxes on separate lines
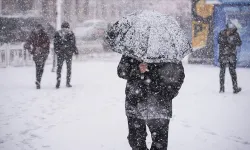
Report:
0,0,2,15
1,0,35,14
83,0,89,17
17,0,33,12
42,0,49,16
101,0,107,19
76,0,80,20
111,4,116,18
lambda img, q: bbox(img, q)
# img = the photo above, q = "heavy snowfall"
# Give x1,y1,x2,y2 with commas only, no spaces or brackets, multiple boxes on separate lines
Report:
1,0,250,150
0,56,250,150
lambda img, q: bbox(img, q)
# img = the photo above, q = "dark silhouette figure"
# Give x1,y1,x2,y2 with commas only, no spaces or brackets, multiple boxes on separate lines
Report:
117,55,185,150
218,23,242,93
54,22,78,89
24,24,50,89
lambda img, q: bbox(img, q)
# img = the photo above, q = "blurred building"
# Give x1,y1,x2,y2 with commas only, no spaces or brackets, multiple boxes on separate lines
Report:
0,0,191,29
189,0,250,67
0,0,56,27
0,0,131,27
212,0,250,67
189,0,214,65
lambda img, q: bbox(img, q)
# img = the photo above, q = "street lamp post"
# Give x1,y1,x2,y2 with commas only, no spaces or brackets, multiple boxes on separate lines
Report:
94,0,97,19
0,0,2,15
52,0,62,72
56,0,62,31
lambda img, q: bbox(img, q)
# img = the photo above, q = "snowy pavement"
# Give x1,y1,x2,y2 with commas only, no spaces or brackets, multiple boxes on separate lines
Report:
0,55,250,150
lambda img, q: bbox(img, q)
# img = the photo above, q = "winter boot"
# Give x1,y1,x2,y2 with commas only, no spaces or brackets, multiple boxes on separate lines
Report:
51,67,56,72
219,86,225,93
35,81,40,89
233,87,242,94
66,83,72,88
56,81,60,89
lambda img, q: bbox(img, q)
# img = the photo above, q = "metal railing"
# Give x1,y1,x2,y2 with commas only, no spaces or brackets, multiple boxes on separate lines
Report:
0,43,53,68
0,43,116,68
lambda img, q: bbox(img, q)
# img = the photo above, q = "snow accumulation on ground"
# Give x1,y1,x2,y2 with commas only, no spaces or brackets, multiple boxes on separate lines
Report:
0,54,250,150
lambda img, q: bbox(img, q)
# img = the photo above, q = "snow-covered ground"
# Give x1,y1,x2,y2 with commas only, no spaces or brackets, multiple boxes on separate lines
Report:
0,55,250,150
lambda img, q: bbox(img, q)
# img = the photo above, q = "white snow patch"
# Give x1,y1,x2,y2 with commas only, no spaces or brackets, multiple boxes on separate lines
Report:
0,56,250,150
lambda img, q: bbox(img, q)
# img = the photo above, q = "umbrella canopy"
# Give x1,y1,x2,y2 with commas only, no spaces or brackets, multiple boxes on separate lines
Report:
106,10,192,63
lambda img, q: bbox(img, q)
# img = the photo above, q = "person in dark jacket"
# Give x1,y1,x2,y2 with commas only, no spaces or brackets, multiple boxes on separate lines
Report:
117,55,185,150
24,24,50,89
218,23,242,93
54,22,78,89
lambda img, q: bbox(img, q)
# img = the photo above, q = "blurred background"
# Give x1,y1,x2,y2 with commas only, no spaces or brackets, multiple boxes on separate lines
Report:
0,0,250,68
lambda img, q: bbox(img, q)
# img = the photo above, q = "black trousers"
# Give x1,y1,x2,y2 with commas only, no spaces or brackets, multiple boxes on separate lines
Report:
57,54,72,84
34,55,47,83
127,117,170,150
219,60,238,90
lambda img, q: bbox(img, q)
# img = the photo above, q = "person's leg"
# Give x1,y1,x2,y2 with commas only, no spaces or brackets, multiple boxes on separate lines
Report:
34,61,41,89
147,119,170,150
127,117,148,150
35,62,38,82
229,59,241,93
52,50,57,72
37,55,47,85
219,63,226,92
56,55,64,88
65,55,73,87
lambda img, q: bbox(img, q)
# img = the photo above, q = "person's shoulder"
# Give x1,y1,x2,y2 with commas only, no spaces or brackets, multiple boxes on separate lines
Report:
62,29,74,36
219,30,225,35
30,30,37,35
69,30,75,36
31,29,35,33
57,29,63,34
55,30,62,36
42,30,49,35
234,31,240,35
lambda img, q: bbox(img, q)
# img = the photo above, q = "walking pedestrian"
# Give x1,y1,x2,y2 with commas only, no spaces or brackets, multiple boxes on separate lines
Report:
54,22,78,88
24,24,50,89
218,23,242,93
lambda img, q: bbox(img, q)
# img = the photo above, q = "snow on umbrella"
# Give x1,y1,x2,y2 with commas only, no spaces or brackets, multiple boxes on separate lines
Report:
106,10,193,63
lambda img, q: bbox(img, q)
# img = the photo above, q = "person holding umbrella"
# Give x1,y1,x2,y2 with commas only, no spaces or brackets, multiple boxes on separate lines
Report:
106,10,192,150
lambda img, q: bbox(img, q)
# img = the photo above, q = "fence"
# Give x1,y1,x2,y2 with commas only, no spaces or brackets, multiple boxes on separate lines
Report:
0,43,54,68
0,43,118,68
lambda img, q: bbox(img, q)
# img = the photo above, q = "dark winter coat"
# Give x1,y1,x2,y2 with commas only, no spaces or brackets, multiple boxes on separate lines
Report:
117,55,185,120
218,28,242,64
24,29,50,61
54,28,78,56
